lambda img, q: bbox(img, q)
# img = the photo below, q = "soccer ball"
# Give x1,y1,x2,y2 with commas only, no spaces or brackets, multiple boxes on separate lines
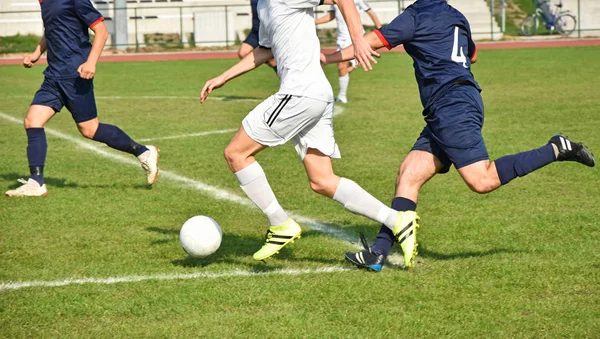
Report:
179,216,222,258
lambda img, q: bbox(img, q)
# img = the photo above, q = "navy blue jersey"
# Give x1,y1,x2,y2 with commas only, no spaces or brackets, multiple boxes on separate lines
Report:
250,0,260,34
40,0,104,79
375,0,480,109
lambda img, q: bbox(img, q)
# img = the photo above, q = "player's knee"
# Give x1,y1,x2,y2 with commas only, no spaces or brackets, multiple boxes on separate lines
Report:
77,124,97,139
309,177,335,197
465,179,495,194
223,145,243,169
23,117,35,129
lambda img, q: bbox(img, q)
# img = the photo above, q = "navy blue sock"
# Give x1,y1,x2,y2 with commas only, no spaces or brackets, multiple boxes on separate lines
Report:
26,128,47,186
371,197,417,257
92,123,148,156
495,144,555,185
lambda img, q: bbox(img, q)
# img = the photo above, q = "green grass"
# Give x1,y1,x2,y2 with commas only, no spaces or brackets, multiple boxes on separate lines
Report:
0,34,42,54
1,47,599,338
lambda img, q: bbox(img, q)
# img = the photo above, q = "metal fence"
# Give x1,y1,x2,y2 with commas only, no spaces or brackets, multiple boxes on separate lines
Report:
0,0,598,53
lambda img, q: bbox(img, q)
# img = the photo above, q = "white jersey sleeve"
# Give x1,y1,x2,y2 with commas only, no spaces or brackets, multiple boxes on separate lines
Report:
287,0,323,9
258,20,271,48
355,0,371,11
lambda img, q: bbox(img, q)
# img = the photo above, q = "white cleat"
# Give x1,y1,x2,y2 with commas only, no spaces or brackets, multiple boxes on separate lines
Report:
138,145,159,185
5,178,47,197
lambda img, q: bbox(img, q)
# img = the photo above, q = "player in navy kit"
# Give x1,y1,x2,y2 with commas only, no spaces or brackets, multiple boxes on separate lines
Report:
5,0,159,197
323,0,595,271
237,0,277,71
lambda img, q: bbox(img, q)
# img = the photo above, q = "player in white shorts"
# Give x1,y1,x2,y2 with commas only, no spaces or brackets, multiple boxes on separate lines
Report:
315,0,381,103
200,0,417,266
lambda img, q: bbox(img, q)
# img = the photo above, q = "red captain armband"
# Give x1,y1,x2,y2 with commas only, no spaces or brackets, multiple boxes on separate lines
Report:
374,30,392,50
470,45,478,62
89,17,105,29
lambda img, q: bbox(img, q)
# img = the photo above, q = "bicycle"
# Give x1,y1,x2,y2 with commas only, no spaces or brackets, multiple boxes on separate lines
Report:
520,1,577,37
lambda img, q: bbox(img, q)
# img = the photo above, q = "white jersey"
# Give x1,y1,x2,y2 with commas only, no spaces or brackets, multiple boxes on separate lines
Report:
332,0,371,43
258,0,333,102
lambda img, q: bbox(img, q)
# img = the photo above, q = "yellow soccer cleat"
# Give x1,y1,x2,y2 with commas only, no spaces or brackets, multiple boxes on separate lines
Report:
253,219,302,261
393,211,420,269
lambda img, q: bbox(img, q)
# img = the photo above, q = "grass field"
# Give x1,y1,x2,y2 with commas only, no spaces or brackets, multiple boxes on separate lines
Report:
1,46,599,337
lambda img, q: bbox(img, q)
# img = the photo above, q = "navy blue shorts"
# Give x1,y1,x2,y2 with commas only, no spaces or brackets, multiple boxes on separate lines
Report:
243,29,259,48
31,77,98,123
412,84,489,174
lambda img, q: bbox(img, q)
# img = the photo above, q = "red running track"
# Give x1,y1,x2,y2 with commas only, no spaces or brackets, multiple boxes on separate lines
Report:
1,38,599,65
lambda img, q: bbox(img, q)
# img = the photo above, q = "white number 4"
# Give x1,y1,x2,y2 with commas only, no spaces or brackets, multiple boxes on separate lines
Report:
451,26,468,68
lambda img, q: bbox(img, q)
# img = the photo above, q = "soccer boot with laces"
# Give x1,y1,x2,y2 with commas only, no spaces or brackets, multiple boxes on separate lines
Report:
138,145,160,185
5,178,47,197
393,210,420,269
344,233,385,272
549,134,595,167
253,219,302,261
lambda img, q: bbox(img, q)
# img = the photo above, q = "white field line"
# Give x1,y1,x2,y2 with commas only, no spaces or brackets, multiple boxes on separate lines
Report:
1,95,261,102
138,128,237,142
333,106,345,117
0,110,403,291
0,111,361,247
0,267,351,291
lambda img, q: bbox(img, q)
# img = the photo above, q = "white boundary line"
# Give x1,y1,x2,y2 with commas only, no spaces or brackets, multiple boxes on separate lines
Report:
138,128,237,142
0,267,351,291
1,95,262,102
0,110,400,291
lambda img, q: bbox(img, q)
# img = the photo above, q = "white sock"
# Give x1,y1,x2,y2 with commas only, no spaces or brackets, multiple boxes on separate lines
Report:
234,162,289,226
332,177,398,230
338,74,349,99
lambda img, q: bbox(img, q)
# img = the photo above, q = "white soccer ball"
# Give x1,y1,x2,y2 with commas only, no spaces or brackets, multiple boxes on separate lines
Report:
179,216,222,258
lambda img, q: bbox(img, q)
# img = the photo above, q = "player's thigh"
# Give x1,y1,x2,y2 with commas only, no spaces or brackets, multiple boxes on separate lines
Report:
28,78,63,127
291,100,340,161
225,125,267,158
59,78,98,124
410,125,452,174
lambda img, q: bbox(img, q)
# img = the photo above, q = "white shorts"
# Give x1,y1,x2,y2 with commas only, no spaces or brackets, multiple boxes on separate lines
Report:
337,39,356,68
242,93,341,160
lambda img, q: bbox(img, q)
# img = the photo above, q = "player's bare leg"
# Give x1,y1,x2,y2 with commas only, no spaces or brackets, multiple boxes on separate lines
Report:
354,150,442,270
336,61,355,104
302,148,423,268
224,126,298,260
5,105,55,197
302,147,399,231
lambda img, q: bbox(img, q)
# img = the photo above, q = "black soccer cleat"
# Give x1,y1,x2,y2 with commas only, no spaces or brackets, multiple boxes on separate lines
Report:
344,233,385,272
549,134,595,167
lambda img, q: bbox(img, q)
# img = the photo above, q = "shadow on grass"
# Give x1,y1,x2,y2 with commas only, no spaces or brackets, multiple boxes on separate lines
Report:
147,226,344,269
2,172,151,190
215,96,262,102
418,247,521,261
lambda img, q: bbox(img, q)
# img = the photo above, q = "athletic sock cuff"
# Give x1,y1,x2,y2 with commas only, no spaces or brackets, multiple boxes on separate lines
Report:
235,161,265,186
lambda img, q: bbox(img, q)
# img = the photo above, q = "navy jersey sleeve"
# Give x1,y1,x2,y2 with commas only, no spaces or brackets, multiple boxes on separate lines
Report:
75,0,104,28
375,9,416,49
